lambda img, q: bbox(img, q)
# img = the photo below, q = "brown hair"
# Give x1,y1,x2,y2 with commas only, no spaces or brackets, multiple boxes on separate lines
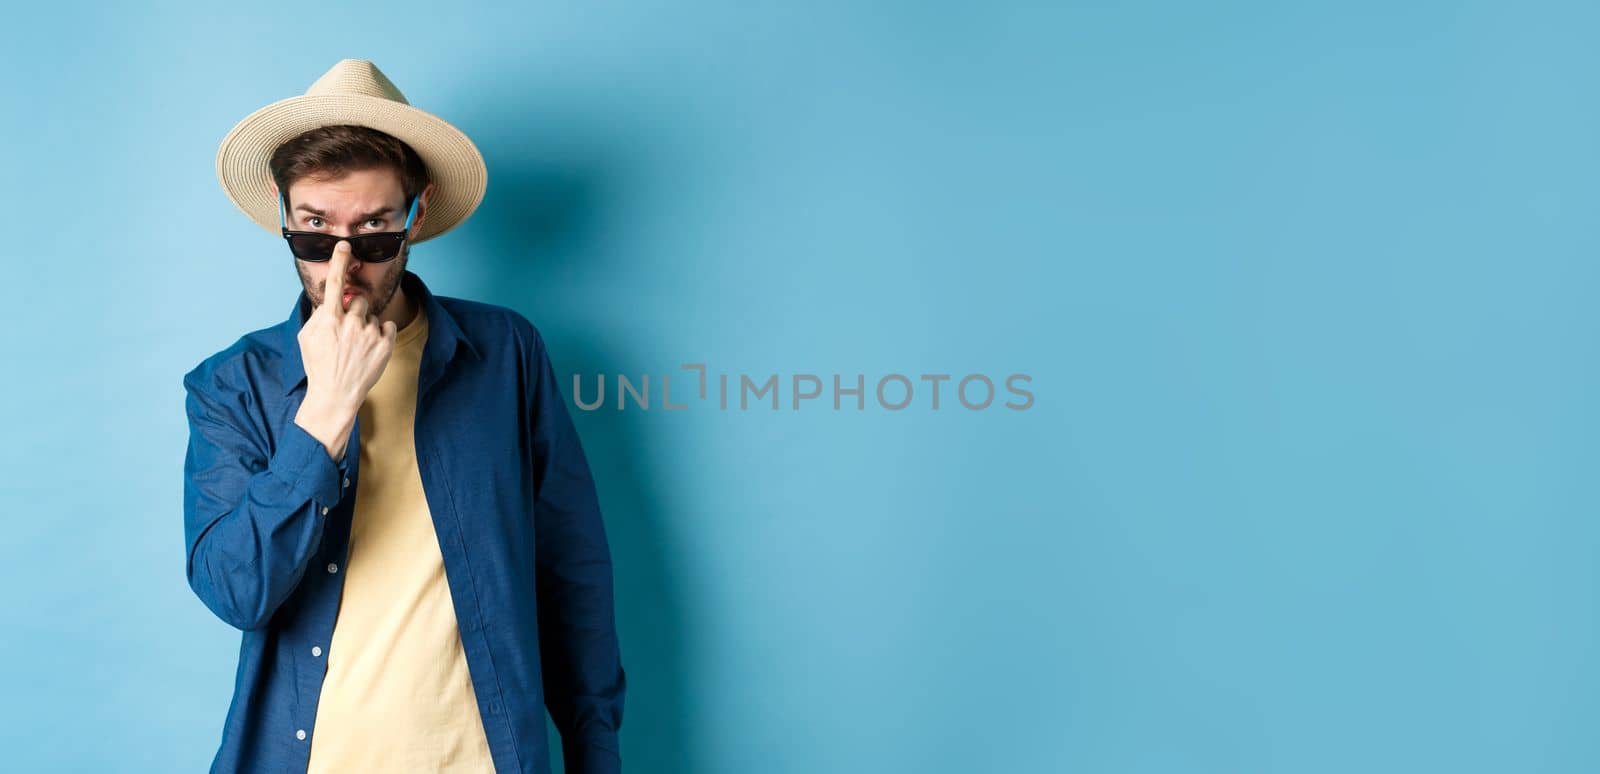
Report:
269,124,430,210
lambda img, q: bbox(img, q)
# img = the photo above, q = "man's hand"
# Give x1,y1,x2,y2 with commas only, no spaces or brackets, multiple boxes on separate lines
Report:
293,240,398,462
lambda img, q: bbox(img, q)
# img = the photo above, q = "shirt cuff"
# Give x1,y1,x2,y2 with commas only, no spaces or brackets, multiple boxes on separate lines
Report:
562,740,621,774
268,419,343,509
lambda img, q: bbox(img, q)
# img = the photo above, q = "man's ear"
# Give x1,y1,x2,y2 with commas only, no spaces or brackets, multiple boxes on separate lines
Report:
411,182,436,236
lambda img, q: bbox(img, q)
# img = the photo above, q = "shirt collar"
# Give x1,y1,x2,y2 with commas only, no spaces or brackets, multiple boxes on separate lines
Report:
277,269,481,396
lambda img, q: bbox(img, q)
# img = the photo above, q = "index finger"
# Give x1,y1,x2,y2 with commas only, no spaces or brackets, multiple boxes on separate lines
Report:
323,241,350,315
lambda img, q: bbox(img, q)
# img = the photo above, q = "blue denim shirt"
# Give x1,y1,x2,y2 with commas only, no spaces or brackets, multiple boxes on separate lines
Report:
181,270,625,773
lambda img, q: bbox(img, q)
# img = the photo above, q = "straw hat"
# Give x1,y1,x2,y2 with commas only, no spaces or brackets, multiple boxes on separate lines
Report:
215,58,487,244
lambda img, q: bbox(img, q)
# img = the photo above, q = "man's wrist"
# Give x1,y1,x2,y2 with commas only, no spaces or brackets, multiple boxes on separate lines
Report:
294,392,357,463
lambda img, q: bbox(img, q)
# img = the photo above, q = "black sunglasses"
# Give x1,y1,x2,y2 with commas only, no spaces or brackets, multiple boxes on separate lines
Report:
278,192,420,263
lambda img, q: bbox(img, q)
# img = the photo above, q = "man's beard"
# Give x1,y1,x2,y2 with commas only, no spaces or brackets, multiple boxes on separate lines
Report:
297,249,407,318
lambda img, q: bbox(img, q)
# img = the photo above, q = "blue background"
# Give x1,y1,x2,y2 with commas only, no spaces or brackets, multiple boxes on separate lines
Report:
2,1,1595,772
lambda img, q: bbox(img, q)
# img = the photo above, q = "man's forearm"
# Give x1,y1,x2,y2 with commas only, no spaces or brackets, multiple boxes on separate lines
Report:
184,382,350,631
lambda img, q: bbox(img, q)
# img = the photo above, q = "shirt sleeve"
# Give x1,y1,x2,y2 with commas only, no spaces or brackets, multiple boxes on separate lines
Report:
522,319,627,773
182,371,346,631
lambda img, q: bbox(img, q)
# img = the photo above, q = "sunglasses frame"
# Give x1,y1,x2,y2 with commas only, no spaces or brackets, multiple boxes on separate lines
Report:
279,191,420,263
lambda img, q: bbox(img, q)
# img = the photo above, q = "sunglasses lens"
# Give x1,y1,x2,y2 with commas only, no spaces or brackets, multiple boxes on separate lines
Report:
287,234,338,262
351,234,404,263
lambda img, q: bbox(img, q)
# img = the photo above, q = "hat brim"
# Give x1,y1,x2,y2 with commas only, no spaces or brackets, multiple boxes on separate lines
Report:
216,93,486,245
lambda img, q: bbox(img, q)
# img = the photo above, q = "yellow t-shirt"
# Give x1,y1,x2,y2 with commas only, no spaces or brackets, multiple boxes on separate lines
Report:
307,304,496,773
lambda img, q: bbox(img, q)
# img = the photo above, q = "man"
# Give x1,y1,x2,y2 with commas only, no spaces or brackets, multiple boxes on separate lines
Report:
183,59,626,774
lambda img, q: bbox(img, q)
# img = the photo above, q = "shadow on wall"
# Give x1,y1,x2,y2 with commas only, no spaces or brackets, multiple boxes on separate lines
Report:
443,94,703,773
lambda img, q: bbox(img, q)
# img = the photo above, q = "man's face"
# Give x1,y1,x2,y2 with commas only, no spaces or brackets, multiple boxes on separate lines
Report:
281,167,425,319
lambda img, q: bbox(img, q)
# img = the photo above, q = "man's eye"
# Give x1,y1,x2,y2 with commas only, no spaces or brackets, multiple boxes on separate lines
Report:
367,219,385,229
306,217,323,228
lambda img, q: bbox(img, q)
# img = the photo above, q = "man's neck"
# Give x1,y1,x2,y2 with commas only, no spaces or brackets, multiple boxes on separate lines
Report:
384,285,419,332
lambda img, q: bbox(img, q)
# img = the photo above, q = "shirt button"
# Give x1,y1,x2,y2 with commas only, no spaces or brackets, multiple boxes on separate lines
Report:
312,646,323,657
296,729,307,741
320,506,329,515
327,562,339,574
344,477,350,488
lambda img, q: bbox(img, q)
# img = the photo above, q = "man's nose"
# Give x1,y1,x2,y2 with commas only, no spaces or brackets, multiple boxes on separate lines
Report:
336,239,363,272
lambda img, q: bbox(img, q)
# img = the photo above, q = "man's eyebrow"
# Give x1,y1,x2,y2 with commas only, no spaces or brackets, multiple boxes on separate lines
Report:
292,204,396,220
